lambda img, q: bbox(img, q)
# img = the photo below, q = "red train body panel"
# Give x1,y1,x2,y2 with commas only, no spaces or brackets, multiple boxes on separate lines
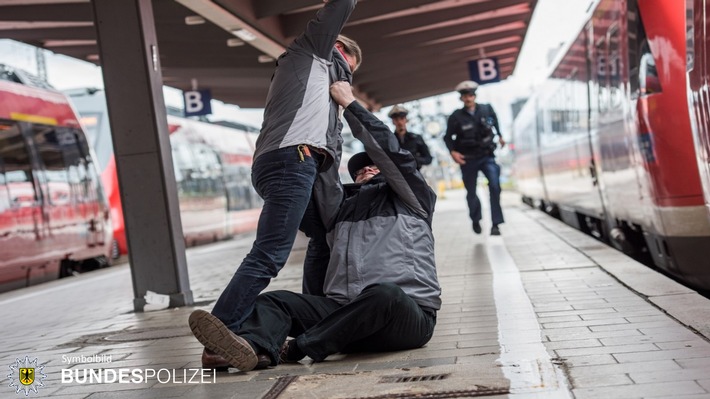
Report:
67,89,263,256
513,0,710,290
687,0,710,221
0,77,112,292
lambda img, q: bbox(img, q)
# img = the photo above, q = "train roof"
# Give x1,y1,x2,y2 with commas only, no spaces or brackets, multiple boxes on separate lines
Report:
0,63,55,91
0,67,80,127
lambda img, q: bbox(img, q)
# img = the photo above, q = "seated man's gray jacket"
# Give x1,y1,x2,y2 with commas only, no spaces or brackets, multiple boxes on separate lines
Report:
323,101,442,311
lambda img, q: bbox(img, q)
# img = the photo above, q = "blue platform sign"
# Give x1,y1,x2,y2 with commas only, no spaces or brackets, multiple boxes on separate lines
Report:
468,57,501,85
183,89,212,117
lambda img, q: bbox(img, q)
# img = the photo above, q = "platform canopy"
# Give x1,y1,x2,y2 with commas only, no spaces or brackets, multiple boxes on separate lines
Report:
0,0,537,109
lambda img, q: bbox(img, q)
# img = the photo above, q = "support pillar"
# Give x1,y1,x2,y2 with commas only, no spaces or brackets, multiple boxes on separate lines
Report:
91,0,193,311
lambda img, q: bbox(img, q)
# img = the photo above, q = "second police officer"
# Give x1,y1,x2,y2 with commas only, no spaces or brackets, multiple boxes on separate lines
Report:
387,105,433,170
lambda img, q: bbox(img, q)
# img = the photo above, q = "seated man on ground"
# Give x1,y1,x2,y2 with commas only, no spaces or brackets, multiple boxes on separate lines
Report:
189,81,441,371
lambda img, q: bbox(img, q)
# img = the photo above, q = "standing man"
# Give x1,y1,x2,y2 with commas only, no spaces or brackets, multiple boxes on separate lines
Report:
191,0,362,369
444,81,505,236
187,81,440,371
387,105,432,170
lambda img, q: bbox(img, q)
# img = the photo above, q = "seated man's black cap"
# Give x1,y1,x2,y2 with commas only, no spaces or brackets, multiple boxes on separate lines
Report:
348,152,373,180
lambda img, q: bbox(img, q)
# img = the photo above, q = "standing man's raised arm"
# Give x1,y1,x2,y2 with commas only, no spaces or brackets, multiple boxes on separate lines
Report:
294,0,357,60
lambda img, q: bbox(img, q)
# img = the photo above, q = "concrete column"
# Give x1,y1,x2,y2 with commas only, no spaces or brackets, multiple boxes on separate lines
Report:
91,0,193,311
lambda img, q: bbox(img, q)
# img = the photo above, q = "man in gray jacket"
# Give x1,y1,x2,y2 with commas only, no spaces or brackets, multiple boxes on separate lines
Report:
190,0,362,369
188,81,440,371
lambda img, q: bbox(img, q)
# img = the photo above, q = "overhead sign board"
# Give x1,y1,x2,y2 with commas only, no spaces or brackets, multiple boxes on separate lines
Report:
468,57,501,85
183,89,212,117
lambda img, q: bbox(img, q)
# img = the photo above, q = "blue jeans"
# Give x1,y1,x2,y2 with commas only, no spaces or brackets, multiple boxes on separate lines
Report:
211,146,322,332
460,155,504,226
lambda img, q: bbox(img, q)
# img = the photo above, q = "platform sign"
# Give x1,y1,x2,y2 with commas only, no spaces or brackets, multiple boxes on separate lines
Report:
183,89,212,117
468,57,501,85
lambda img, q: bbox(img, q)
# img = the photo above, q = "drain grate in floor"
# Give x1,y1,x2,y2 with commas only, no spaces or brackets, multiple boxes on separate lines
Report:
343,387,510,399
379,373,450,384
258,364,510,399
262,375,299,399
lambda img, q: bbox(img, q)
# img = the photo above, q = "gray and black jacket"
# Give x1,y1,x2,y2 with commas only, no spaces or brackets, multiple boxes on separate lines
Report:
323,101,442,311
254,0,357,171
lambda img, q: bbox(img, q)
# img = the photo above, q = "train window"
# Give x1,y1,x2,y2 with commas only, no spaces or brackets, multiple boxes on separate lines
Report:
74,130,102,202
77,111,111,171
0,121,36,207
33,125,92,204
639,41,662,96
34,127,68,177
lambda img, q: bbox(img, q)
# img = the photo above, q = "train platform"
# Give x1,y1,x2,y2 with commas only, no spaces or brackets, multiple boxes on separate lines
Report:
2,188,710,399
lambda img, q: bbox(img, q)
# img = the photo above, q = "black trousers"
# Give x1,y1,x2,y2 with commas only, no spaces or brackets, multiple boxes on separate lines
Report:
237,283,436,365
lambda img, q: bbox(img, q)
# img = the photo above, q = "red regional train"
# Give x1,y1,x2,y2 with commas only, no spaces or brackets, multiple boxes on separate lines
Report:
687,0,710,224
0,66,112,292
513,0,710,291
66,88,263,257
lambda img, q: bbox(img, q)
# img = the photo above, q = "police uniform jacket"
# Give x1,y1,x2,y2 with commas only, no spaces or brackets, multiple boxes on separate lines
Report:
323,101,442,312
443,103,501,158
397,131,433,170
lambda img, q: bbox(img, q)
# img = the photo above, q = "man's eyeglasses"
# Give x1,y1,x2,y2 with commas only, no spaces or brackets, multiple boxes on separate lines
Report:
355,165,379,177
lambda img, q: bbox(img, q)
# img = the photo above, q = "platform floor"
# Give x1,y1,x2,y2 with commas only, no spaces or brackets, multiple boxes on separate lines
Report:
2,189,710,399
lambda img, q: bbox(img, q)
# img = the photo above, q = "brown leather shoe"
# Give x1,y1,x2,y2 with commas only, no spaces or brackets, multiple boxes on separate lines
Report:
202,348,271,371
189,309,258,371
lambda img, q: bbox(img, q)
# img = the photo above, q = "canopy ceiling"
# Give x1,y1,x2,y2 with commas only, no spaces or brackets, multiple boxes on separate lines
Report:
0,0,537,109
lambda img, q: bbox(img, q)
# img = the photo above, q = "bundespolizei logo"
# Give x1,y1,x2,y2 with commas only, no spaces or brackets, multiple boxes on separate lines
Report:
8,356,47,396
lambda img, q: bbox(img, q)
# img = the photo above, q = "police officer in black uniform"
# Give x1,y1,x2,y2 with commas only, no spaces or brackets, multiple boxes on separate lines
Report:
388,105,432,170
444,81,505,236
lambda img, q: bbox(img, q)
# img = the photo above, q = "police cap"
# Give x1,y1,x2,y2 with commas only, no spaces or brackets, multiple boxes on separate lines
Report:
387,104,409,119
455,80,479,95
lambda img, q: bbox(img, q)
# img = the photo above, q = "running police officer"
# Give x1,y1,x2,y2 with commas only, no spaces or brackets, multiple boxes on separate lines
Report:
444,81,505,236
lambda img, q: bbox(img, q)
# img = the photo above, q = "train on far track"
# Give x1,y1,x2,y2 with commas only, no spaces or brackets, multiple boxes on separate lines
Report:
67,88,265,258
513,0,710,291
0,65,113,292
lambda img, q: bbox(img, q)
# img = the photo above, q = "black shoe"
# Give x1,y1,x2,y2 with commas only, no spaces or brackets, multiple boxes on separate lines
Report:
490,225,500,236
279,339,306,364
202,349,270,371
254,353,271,370
472,222,482,234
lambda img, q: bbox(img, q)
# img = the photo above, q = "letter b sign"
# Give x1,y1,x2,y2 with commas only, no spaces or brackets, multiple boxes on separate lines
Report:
468,58,501,85
183,89,212,117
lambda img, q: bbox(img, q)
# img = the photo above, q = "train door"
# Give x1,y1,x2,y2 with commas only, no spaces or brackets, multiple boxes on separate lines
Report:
584,16,612,239
30,123,111,256
31,125,72,251
0,120,43,289
74,130,108,247
0,154,17,287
